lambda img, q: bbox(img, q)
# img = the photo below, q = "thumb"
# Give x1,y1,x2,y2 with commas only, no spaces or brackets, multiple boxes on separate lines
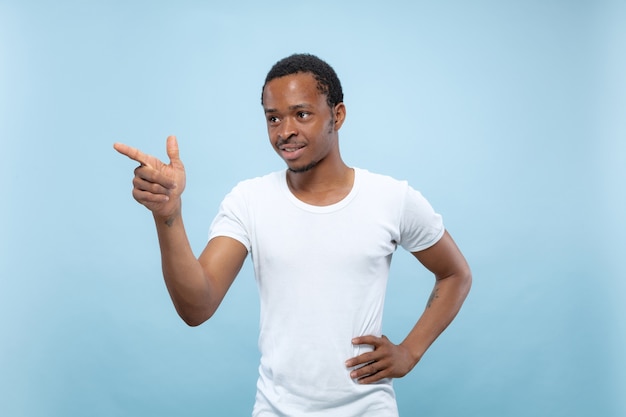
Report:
166,135,181,164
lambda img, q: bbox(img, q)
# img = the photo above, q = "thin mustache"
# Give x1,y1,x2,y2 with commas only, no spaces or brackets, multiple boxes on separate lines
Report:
276,138,304,148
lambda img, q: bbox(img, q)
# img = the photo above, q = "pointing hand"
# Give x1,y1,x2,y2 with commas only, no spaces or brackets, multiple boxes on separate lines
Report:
114,135,186,219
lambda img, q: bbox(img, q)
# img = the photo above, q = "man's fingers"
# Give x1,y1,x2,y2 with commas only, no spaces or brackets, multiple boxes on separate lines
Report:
134,165,177,190
346,350,377,368
354,369,386,384
133,174,173,194
349,358,388,383
351,335,383,347
132,188,170,204
346,335,391,370
114,136,180,168
166,135,180,163
113,142,152,167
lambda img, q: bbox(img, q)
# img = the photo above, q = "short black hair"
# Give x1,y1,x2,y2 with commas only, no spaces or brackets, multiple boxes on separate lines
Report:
261,53,344,109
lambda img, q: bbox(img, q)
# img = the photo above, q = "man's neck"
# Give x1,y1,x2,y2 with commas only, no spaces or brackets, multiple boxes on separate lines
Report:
286,162,354,206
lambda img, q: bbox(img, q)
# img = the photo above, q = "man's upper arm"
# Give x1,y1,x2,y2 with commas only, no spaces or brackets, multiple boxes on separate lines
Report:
412,230,471,280
198,236,249,303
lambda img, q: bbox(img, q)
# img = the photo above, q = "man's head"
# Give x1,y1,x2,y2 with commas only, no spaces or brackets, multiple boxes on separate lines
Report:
261,53,344,110
261,54,347,174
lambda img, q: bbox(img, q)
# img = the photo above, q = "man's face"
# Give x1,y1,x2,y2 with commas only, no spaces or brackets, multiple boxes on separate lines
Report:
262,72,344,173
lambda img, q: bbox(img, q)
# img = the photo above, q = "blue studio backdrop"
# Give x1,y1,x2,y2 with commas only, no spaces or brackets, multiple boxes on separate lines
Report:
1,1,624,416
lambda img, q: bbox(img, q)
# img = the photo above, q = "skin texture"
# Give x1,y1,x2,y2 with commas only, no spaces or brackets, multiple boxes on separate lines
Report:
113,71,471,385
263,73,352,204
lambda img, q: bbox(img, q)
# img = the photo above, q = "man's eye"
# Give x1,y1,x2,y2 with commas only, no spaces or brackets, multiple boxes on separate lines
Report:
298,112,310,119
267,116,279,123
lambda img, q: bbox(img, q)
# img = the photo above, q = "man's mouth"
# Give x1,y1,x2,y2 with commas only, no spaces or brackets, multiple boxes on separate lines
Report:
277,139,305,149
280,145,304,152
278,142,306,159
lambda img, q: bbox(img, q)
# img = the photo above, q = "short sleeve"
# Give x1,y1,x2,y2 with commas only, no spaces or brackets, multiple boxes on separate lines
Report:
397,185,445,252
208,184,252,252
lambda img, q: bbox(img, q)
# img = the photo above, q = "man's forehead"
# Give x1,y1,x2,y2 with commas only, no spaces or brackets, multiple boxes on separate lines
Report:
262,73,323,107
264,72,317,92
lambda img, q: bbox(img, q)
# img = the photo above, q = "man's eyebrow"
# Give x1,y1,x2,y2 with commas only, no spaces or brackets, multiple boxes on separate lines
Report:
289,103,313,110
264,103,312,114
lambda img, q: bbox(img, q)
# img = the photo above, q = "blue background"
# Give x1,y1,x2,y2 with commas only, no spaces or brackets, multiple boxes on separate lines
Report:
1,1,624,416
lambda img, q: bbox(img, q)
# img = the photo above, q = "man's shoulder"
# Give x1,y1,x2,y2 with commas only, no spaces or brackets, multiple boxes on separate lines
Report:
355,167,409,190
229,170,284,194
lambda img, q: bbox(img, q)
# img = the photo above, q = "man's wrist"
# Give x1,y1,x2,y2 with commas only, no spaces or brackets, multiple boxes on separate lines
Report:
153,209,181,228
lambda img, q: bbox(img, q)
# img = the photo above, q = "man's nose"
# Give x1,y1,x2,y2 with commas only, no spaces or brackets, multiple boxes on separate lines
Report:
278,117,298,140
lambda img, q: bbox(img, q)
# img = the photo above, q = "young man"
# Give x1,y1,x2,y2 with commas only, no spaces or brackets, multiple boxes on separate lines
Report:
114,54,471,416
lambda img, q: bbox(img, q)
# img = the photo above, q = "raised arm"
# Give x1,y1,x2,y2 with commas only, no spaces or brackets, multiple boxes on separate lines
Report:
347,230,471,383
114,136,247,326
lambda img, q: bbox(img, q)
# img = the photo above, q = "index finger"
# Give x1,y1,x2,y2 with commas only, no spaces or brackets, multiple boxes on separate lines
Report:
113,142,152,167
351,335,382,346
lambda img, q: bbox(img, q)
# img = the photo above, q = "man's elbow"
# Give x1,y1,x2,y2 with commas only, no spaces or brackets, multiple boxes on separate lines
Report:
459,266,472,297
442,265,472,298
177,306,215,327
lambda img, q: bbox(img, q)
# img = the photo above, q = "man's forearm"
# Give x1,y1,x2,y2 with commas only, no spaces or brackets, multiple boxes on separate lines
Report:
153,210,214,326
400,270,472,365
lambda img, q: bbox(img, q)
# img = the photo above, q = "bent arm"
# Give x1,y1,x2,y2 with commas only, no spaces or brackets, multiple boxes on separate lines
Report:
114,136,247,326
155,212,247,327
401,230,472,363
347,230,471,383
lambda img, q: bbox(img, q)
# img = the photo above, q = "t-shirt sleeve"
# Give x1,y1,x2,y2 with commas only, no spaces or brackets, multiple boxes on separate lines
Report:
208,184,251,252
397,185,445,252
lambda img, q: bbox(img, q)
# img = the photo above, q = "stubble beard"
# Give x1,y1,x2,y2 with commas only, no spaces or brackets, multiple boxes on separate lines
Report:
288,160,319,174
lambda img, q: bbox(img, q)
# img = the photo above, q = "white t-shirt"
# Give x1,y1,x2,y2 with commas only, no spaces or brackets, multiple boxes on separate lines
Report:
209,168,444,417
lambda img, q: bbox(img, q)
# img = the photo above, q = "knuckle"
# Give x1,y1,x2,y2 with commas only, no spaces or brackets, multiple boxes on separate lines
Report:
150,182,161,193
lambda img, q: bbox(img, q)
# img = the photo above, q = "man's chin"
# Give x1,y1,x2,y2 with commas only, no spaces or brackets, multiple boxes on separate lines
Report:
287,160,318,173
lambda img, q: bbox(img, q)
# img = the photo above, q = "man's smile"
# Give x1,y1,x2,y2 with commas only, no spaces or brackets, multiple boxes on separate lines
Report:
278,142,306,159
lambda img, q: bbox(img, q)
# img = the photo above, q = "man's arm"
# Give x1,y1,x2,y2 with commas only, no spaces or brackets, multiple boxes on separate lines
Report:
114,136,247,326
154,213,247,327
346,230,471,383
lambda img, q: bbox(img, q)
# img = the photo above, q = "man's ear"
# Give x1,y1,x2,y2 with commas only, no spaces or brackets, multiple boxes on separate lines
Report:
333,103,346,131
